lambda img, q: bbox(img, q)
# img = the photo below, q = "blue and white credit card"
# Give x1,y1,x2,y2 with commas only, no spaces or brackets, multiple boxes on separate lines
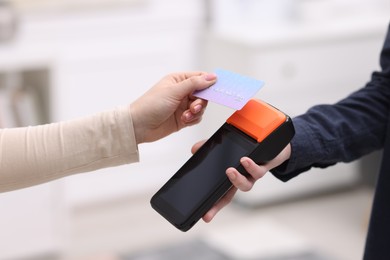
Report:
193,69,264,110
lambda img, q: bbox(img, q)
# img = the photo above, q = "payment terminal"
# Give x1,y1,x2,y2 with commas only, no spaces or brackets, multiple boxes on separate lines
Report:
151,99,295,231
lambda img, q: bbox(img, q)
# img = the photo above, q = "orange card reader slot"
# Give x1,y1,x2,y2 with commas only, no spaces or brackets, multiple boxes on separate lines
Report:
226,99,287,143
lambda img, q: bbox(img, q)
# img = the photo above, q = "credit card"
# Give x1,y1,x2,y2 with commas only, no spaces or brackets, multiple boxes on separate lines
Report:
194,69,264,110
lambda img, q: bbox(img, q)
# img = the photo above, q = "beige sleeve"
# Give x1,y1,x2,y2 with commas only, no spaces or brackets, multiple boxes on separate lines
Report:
0,106,139,193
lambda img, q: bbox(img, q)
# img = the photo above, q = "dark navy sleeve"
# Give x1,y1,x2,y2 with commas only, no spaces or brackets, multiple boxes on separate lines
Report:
272,23,390,182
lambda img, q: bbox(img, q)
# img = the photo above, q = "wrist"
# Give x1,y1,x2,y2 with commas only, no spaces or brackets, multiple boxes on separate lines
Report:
129,103,144,145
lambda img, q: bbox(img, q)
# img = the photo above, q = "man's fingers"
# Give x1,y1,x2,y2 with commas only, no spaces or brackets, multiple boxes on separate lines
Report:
226,168,254,192
240,157,267,181
202,187,238,223
191,140,206,154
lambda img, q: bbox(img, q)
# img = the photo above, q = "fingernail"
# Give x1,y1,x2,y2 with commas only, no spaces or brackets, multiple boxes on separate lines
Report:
204,73,217,81
185,112,194,121
241,158,250,168
194,104,202,113
226,170,236,180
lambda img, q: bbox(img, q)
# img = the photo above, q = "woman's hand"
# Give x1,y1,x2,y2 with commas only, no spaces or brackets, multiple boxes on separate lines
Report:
130,72,216,144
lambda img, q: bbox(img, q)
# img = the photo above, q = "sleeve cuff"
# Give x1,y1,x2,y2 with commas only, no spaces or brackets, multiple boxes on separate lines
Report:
270,116,319,182
116,105,140,163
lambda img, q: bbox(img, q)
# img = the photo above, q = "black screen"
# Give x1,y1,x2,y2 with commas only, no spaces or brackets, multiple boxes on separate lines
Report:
159,126,257,216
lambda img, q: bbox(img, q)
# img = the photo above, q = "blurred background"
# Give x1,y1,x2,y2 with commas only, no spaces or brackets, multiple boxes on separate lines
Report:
0,0,389,259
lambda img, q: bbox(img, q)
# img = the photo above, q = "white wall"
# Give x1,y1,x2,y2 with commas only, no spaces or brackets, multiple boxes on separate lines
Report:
0,0,205,258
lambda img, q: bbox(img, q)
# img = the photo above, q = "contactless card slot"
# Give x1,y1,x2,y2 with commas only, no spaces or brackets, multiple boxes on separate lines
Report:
226,99,287,143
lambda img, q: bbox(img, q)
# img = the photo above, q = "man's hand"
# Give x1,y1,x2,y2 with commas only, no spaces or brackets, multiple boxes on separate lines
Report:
191,140,291,222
